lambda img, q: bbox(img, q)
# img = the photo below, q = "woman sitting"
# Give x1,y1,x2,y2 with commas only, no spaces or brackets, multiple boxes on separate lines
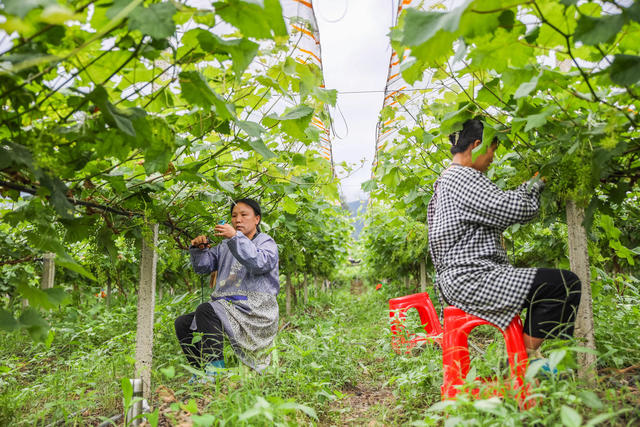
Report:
427,118,581,366
175,198,279,380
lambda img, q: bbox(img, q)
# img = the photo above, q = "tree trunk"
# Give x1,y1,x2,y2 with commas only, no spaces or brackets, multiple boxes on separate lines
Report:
303,273,308,305
41,253,55,290
420,260,427,293
135,224,158,400
566,200,597,381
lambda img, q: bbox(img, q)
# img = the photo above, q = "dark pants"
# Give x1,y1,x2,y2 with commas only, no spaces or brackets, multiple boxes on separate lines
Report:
523,268,582,339
174,302,224,368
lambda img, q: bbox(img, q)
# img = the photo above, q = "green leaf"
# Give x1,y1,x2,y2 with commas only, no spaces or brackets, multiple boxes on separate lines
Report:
607,55,640,86
179,71,235,119
522,107,556,132
181,399,199,415
213,0,272,38
17,283,56,310
39,173,75,219
277,402,317,420
514,74,540,99
282,197,297,214
381,167,401,189
236,120,265,137
215,176,235,193
55,252,97,281
39,4,75,24
473,397,502,412
145,409,160,427
578,390,603,410
246,138,276,159
0,309,19,331
279,105,314,121
128,2,176,39
160,366,175,379
88,86,137,136
195,30,259,80
263,0,288,37
599,215,621,239
191,414,215,427
19,308,49,341
143,116,175,174
472,124,496,161
524,26,540,43
560,405,582,427
574,14,624,45
122,377,133,410
43,288,69,307
401,0,471,46
2,0,56,18
0,141,35,170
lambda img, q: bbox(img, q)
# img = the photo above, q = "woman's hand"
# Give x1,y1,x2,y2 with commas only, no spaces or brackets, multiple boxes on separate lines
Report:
215,223,237,239
191,235,210,249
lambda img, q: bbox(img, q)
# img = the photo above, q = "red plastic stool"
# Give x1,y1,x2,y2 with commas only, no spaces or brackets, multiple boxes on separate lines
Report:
389,293,442,354
441,306,532,407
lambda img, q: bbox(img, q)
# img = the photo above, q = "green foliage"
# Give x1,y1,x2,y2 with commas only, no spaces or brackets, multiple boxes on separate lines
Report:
375,0,640,215
359,205,429,282
2,283,638,425
0,0,343,335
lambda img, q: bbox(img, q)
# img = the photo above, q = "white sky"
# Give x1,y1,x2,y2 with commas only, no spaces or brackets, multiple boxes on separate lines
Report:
315,0,396,202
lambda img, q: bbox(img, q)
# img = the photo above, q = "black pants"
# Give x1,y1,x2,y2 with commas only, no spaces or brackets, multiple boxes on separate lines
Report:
174,302,224,368
523,268,582,339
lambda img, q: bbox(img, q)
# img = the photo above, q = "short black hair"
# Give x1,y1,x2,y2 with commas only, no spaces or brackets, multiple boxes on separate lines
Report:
230,198,262,230
449,118,490,154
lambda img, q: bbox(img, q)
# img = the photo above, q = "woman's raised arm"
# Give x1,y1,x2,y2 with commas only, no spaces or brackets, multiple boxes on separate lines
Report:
226,232,279,274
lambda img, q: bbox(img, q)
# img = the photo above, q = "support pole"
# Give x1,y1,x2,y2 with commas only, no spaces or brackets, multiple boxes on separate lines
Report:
419,260,427,293
125,378,143,426
41,252,55,290
135,224,158,400
566,200,597,381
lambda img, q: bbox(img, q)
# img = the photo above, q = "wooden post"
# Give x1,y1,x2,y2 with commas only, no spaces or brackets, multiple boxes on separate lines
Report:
286,275,292,317
566,200,597,381
135,224,158,400
419,260,427,293
41,252,55,290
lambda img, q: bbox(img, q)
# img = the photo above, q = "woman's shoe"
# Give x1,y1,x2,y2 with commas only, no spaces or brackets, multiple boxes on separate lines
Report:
204,359,226,379
529,358,558,378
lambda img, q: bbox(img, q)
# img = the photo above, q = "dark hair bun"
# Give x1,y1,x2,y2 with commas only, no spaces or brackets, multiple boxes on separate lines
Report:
449,119,484,154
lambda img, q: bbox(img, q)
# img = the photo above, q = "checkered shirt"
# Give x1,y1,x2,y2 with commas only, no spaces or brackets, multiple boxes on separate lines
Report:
427,165,545,330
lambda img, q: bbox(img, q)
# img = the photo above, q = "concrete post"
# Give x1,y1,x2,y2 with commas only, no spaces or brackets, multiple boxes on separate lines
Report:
135,224,158,400
41,252,55,290
566,200,597,382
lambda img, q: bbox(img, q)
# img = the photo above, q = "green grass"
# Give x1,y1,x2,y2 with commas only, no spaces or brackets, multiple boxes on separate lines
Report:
1,282,639,425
